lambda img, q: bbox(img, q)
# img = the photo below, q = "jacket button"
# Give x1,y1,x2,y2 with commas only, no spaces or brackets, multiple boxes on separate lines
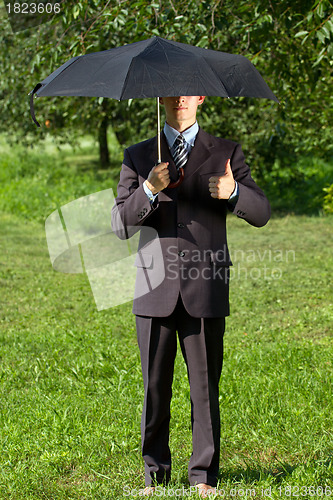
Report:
177,223,184,228
178,251,185,257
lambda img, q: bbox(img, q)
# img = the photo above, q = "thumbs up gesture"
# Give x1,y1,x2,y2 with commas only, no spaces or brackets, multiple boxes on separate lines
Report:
209,159,236,199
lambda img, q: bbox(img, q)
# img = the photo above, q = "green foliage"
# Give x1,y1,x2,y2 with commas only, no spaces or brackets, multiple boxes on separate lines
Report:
260,156,333,214
323,183,333,213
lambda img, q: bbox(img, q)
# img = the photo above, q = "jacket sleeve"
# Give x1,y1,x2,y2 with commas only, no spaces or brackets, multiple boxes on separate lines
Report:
230,144,271,227
111,148,159,239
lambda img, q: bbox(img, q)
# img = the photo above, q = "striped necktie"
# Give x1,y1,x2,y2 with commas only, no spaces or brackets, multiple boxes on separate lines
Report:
173,134,187,170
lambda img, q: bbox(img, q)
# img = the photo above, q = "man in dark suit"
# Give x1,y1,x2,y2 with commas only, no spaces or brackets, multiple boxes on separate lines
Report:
112,96,270,497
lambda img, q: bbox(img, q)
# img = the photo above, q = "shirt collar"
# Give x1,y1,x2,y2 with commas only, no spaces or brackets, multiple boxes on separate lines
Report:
163,121,199,149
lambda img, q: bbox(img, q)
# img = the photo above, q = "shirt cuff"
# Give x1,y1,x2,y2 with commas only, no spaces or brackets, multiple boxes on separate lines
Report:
227,181,239,208
143,181,158,202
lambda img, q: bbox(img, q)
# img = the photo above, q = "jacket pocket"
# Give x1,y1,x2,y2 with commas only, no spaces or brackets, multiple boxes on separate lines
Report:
134,252,153,269
210,251,233,267
200,171,224,177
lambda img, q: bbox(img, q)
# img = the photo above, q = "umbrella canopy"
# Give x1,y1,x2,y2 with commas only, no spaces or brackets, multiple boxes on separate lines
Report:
30,36,278,104
30,36,278,177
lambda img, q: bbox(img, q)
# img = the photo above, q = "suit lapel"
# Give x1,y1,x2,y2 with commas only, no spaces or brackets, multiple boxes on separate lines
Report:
136,133,177,184
147,135,159,168
161,132,179,183
143,134,169,173
183,128,214,181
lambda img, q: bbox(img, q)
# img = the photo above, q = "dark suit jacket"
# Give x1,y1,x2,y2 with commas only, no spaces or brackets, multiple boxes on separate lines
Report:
111,128,270,318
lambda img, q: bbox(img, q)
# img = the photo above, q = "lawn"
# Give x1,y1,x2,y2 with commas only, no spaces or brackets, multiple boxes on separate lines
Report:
0,137,332,499
0,210,332,499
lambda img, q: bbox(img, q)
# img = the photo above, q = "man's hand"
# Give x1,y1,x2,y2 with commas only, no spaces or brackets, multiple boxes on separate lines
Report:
208,159,235,200
146,162,170,194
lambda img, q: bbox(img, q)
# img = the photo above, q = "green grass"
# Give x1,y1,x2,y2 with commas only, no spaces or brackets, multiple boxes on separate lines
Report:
0,138,332,498
0,211,332,499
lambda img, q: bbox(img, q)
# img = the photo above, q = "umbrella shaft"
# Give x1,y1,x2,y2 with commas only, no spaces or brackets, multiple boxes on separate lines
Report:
157,97,161,164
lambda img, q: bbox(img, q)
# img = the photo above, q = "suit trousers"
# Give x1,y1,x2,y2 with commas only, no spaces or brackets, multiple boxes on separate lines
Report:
136,296,225,487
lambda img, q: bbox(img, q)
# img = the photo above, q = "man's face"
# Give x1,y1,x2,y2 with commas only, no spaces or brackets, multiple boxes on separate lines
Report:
159,96,205,131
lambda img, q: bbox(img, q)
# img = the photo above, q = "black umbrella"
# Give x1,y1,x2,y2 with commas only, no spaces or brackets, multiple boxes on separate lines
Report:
30,36,278,184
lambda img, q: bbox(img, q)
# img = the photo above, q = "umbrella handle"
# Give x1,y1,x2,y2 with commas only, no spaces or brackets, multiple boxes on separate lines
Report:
168,167,185,189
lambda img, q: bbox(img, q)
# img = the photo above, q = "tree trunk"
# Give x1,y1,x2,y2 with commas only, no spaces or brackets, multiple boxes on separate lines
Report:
98,114,110,168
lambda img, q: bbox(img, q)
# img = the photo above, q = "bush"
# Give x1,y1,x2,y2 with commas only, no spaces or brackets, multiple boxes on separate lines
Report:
323,184,333,214
259,156,333,215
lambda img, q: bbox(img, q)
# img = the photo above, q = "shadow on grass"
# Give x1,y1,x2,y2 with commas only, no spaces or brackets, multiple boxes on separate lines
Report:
61,152,123,189
219,454,333,484
219,463,297,483
173,455,332,487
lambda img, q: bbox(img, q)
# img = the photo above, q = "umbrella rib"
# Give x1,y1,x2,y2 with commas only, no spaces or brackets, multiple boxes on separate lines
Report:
36,57,82,95
202,57,230,96
119,57,137,101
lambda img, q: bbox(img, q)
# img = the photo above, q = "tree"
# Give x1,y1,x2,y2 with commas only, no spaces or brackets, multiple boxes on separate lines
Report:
1,0,332,171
